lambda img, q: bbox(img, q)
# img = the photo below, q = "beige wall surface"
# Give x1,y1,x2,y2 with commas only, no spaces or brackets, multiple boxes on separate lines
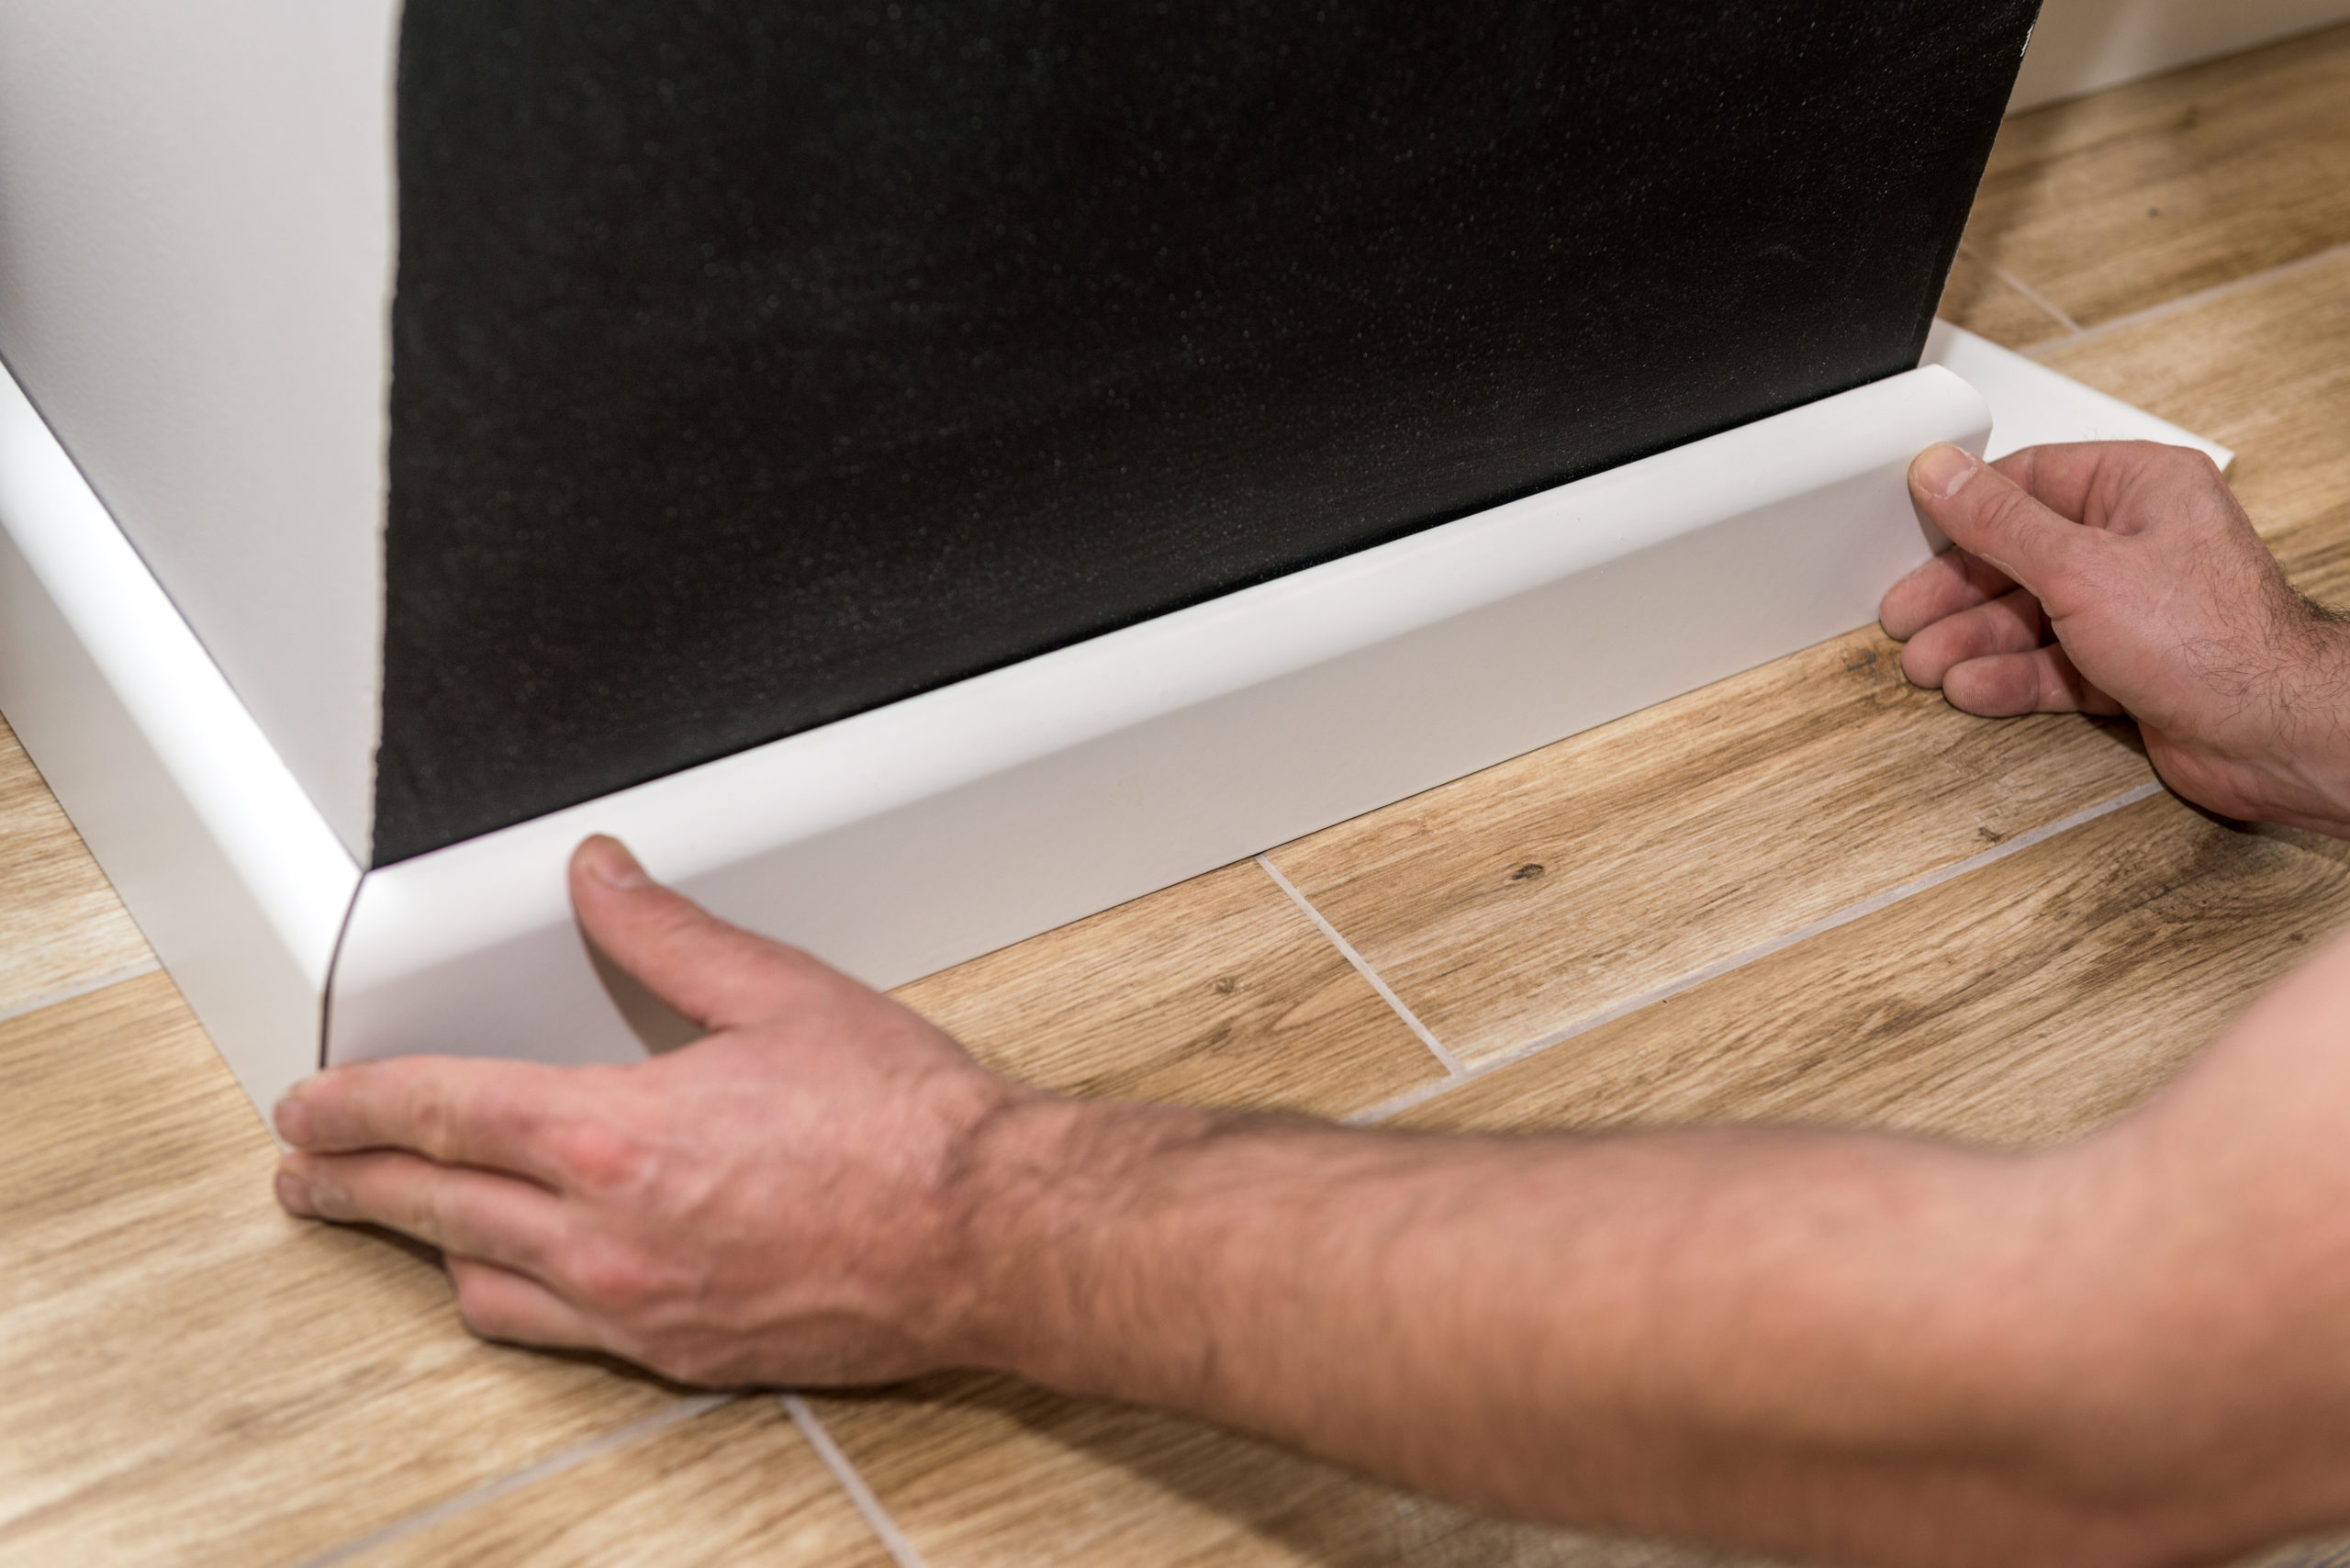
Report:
2012,0,2350,108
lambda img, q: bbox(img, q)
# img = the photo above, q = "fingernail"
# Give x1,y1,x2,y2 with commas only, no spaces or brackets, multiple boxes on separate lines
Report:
275,1170,316,1215
1912,442,1977,500
274,1095,316,1147
579,834,649,889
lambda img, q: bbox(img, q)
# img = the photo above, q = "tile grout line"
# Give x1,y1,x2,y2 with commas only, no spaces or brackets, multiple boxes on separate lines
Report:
2021,237,2350,361
1959,239,2084,335
1344,778,2168,1126
282,1393,733,1567
783,1394,934,1568
1254,853,1466,1077
0,958,162,1028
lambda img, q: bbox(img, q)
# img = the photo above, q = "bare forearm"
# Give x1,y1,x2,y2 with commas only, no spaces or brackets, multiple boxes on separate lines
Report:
950,1098,2178,1565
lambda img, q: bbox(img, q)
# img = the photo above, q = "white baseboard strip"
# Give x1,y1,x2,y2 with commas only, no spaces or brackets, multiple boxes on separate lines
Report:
327,366,1991,1070
0,362,358,1118
0,327,2230,1112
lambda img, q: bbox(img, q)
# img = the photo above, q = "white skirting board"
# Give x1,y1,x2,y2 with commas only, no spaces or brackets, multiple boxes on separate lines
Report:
0,364,359,1118
0,327,2232,1115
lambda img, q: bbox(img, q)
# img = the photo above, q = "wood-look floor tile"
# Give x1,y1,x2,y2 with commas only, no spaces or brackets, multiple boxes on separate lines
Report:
815,800,2349,1568
811,1375,1770,1568
0,713,151,1018
337,1398,891,1568
1935,246,2076,352
2031,247,2350,545
0,974,683,1568
894,860,1444,1118
1964,24,2350,327
1262,629,2153,1070
1400,793,2349,1148
2272,501,2350,612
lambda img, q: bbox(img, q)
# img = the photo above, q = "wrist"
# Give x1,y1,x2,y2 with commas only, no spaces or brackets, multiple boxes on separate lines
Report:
2274,611,2350,836
932,1091,1219,1381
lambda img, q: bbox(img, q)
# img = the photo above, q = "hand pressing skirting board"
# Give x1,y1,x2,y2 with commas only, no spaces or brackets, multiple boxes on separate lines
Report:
0,328,2230,1119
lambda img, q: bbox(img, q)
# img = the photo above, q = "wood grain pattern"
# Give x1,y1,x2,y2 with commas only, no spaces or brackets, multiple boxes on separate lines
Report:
0,974,686,1568
0,713,151,1018
339,1399,892,1568
1935,244,2075,351
1398,793,2350,1147
814,795,2350,1568
811,1376,1773,1568
1264,630,2153,1068
894,859,1444,1117
1964,23,2350,328
2031,247,2350,548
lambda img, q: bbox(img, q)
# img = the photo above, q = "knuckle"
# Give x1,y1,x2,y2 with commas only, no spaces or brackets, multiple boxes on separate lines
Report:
409,1073,459,1159
566,1242,657,1314
449,1265,508,1338
549,1117,652,1194
400,1182,449,1249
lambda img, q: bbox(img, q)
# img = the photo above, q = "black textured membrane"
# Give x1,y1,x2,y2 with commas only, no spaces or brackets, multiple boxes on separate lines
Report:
375,0,2038,865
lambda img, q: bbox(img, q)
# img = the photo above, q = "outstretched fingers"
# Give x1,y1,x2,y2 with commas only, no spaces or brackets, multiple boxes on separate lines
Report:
279,1148,568,1273
569,835,823,1032
276,1055,577,1188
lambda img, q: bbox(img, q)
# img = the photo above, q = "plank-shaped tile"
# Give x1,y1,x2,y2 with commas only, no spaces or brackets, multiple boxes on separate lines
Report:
1264,629,2153,1069
1965,24,2350,328
2031,247,2350,544
2273,501,2350,612
818,799,2349,1568
0,974,684,1568
1399,793,2349,1148
812,1375,1769,1568
895,860,1444,1118
1936,246,2075,352
2243,1537,2350,1568
0,712,151,1018
335,1398,891,1568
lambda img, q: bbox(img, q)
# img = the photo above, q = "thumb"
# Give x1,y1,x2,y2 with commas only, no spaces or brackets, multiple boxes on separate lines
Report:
1909,443,2088,611
568,834,819,1030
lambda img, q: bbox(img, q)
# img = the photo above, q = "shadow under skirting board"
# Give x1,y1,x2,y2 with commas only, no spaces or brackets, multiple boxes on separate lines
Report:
0,330,2229,1116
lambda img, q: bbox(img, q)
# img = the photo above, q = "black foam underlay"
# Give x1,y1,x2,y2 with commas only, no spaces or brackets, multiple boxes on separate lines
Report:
374,0,2037,865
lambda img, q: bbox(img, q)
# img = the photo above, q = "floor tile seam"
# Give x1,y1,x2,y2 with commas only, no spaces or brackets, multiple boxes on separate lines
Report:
1251,853,1466,1077
279,1392,735,1568
0,958,163,1029
1343,778,2168,1126
1958,240,2085,335
2020,238,2350,361
783,1394,933,1568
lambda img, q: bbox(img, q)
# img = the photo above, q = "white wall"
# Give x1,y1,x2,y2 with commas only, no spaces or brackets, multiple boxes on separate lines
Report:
2011,0,2350,110
0,1,399,860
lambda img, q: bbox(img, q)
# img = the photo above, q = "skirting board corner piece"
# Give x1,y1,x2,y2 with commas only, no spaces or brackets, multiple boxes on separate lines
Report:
0,326,2228,1117
0,363,358,1122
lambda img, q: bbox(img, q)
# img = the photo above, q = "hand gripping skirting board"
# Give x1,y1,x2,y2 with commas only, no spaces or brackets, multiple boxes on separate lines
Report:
0,336,2230,1118
0,2,2231,1119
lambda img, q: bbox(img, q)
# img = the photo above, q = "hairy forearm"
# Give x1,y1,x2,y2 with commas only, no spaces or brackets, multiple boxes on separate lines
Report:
946,1097,2194,1565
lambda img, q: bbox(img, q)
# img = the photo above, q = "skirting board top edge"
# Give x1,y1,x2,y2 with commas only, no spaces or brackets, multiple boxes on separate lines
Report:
339,364,1991,991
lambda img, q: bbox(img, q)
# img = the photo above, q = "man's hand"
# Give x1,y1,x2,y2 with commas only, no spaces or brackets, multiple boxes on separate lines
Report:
274,834,1037,1386
1883,441,2350,836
